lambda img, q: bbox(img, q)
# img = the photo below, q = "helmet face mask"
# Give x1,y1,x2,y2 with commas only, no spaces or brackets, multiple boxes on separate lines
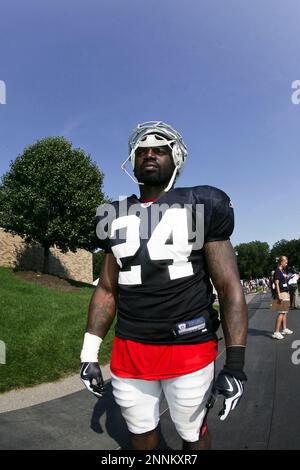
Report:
122,121,188,191
135,133,174,150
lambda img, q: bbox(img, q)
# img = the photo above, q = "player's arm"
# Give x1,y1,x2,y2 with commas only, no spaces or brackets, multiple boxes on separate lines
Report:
80,253,119,398
204,239,247,347
275,279,282,300
86,253,119,338
204,239,248,420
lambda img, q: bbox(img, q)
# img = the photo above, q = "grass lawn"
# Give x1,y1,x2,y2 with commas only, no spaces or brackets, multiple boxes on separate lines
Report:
0,267,115,394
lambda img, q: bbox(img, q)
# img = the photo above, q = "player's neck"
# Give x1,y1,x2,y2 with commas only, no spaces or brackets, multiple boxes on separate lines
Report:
139,184,171,201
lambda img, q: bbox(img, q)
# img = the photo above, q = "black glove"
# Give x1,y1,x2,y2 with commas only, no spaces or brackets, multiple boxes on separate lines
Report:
211,371,245,420
80,362,105,398
209,346,247,421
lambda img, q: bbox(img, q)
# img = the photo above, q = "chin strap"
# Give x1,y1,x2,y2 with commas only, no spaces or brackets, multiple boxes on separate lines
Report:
163,166,179,193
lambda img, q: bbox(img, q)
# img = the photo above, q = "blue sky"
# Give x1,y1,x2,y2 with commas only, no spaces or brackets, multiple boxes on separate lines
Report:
0,0,299,248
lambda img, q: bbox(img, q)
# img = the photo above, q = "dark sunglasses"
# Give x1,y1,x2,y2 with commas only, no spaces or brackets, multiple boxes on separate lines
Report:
135,146,170,156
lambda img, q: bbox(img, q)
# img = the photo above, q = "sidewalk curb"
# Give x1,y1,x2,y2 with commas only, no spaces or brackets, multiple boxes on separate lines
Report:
0,364,112,414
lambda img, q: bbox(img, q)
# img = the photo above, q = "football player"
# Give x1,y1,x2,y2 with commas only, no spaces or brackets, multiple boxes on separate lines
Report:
80,121,248,450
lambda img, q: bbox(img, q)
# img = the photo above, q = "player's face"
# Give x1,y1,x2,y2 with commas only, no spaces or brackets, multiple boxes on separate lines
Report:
134,146,175,186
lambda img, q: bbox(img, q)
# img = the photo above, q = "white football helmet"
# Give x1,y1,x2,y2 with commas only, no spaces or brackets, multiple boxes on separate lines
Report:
121,121,188,192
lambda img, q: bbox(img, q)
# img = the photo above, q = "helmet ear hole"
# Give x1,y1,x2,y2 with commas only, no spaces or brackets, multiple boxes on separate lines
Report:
172,143,185,169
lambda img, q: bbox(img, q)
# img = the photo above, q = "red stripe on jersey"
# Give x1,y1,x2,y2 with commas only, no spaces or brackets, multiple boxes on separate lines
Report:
140,198,157,203
110,337,218,380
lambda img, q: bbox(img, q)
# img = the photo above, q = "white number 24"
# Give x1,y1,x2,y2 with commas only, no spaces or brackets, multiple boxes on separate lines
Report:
111,208,194,285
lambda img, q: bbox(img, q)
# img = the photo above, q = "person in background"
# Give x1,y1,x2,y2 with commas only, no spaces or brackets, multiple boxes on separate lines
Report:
288,268,299,309
272,256,293,340
270,271,276,299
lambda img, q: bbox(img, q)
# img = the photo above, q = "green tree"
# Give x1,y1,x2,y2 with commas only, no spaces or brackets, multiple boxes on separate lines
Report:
269,239,300,271
0,137,105,273
235,241,270,279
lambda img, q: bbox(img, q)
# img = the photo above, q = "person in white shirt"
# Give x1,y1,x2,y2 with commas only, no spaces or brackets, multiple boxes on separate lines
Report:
288,270,299,309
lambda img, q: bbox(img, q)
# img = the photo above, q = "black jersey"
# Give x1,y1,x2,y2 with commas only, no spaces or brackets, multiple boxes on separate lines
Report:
274,268,289,293
96,185,234,345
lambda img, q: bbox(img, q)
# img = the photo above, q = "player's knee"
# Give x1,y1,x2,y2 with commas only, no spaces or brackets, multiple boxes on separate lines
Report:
170,409,206,442
130,427,158,438
175,423,202,442
182,427,211,450
125,414,159,435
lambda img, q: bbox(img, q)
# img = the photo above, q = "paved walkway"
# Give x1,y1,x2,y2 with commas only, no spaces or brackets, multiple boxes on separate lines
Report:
0,292,299,449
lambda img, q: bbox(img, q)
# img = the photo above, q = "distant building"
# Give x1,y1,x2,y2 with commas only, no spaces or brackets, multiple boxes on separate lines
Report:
0,228,92,284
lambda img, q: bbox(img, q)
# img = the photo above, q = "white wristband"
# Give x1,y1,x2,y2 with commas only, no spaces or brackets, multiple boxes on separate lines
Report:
80,332,103,363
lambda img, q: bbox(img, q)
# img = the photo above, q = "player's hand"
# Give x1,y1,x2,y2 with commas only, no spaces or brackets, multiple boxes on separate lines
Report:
209,370,245,421
80,362,105,398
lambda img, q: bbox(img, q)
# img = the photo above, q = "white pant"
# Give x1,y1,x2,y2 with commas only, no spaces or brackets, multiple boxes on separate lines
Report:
111,362,214,442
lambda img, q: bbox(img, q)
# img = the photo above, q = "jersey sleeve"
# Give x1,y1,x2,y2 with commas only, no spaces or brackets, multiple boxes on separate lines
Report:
205,188,234,242
95,203,113,253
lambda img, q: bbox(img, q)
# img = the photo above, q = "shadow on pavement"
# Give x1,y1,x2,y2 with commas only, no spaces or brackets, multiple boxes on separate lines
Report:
90,382,129,449
90,382,173,450
248,328,273,339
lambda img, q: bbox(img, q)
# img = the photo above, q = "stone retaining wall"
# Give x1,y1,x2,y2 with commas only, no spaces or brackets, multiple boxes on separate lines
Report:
0,228,92,284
